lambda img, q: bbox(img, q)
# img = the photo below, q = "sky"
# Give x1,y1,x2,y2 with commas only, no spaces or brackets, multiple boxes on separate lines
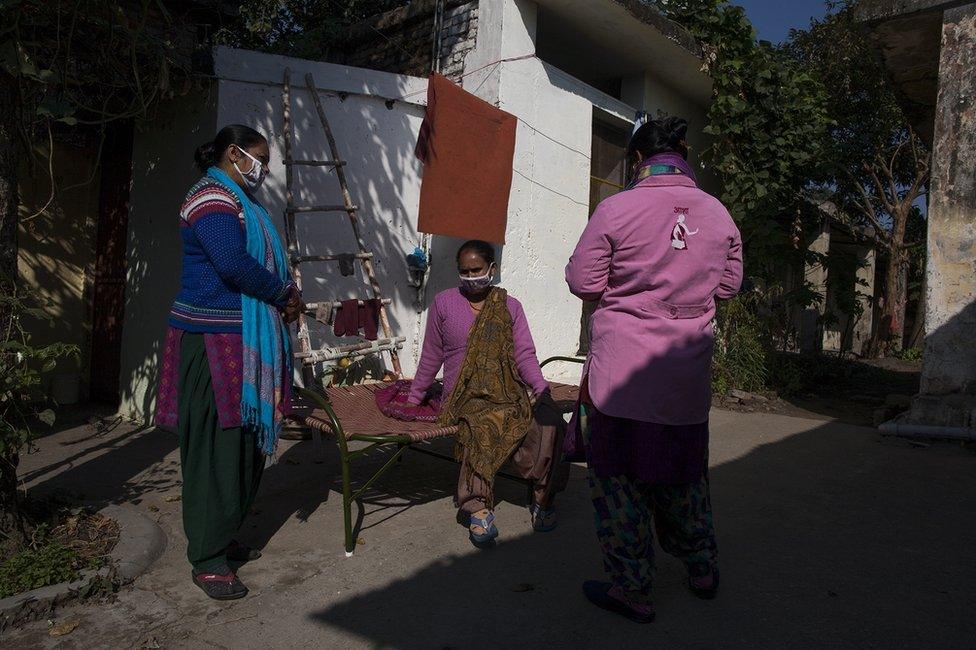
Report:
733,0,830,43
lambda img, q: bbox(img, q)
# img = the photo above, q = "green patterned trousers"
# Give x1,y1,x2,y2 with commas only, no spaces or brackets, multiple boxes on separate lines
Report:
588,469,718,602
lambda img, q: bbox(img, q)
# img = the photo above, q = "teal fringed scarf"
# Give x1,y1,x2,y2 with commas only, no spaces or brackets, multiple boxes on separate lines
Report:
207,166,292,455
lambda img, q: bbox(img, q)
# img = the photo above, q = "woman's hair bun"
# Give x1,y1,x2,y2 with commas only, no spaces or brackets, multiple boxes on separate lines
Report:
194,141,217,173
661,116,689,146
192,125,266,174
627,115,691,160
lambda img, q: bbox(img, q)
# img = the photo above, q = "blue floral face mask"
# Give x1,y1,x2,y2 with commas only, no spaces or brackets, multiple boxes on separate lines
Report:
459,265,494,294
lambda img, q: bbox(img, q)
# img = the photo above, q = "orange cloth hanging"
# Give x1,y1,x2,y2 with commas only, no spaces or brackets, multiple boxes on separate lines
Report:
415,73,517,244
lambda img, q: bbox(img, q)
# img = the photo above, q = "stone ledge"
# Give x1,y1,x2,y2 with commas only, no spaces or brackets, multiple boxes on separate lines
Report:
0,504,166,631
907,393,976,428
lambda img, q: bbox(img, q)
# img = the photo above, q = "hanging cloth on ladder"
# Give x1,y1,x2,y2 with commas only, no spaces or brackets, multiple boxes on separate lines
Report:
333,299,381,340
415,73,517,244
336,253,357,277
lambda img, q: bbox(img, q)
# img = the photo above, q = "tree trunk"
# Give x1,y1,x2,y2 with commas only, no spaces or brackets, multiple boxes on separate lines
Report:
874,248,909,356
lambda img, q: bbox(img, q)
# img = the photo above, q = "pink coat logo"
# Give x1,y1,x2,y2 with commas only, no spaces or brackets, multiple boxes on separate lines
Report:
671,207,699,250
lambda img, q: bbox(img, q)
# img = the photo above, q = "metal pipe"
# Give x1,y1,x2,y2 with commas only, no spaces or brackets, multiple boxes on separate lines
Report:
878,420,976,441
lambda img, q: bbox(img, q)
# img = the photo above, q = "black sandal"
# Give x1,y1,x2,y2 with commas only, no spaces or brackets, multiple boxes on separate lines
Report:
226,540,262,563
192,567,248,600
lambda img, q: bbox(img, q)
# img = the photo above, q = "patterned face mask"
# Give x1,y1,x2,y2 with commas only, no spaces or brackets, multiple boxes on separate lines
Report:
459,265,494,294
233,146,268,191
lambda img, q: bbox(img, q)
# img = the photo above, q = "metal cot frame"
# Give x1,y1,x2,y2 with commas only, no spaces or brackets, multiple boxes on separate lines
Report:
298,357,584,555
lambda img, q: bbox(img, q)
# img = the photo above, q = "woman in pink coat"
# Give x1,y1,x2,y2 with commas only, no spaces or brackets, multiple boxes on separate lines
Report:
565,116,743,623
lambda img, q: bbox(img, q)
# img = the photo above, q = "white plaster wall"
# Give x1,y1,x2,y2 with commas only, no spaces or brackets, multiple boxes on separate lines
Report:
497,58,594,383
449,0,596,384
214,49,430,379
119,91,217,421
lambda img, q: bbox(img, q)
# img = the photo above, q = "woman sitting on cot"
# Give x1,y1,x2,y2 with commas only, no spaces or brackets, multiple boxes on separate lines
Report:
406,239,569,548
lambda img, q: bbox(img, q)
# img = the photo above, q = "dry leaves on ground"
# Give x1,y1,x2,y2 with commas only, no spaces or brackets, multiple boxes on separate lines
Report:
49,619,81,636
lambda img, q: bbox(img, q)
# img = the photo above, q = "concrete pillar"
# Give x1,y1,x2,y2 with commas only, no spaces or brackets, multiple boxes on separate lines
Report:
912,4,976,427
799,219,830,353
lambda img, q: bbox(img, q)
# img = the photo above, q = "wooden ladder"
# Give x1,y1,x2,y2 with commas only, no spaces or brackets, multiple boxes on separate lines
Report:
281,69,404,384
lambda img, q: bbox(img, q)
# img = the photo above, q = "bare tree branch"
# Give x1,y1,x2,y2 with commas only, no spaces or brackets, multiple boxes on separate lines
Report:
843,169,893,249
874,151,900,212
864,161,895,216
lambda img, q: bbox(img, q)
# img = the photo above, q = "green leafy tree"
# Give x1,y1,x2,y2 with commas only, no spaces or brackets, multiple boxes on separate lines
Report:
651,0,831,289
226,0,409,58
787,2,930,356
0,0,198,538
1,288,77,539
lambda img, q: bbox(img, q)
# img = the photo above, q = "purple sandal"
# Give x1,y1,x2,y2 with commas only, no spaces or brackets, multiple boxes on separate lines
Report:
468,511,499,548
582,581,656,624
688,568,720,599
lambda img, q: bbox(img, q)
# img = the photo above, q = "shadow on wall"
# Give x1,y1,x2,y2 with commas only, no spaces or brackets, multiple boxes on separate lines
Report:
216,71,439,378
17,137,103,403
920,298,976,398
118,88,217,422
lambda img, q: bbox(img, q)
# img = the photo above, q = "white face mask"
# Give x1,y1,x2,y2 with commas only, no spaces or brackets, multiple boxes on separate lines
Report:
459,265,495,294
233,146,268,191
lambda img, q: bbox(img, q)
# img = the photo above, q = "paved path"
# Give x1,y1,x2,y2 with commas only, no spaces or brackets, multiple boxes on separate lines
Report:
6,408,976,648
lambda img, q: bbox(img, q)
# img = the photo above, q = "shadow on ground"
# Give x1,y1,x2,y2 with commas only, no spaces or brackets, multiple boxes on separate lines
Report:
22,424,168,504
306,419,976,647
243,436,539,553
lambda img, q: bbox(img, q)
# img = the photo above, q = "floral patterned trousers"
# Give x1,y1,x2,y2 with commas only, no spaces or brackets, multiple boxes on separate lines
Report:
584,404,718,604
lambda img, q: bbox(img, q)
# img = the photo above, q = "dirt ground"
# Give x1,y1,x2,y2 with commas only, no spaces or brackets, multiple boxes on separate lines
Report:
5,404,976,648
715,357,922,426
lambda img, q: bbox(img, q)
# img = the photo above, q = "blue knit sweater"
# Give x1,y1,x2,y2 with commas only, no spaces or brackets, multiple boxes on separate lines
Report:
169,177,293,333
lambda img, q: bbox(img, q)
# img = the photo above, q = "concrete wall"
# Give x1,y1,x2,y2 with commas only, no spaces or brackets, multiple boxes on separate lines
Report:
822,241,876,357
119,91,216,422
621,72,718,195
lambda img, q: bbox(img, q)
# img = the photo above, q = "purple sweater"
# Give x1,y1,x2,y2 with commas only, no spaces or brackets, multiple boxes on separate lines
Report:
408,288,549,404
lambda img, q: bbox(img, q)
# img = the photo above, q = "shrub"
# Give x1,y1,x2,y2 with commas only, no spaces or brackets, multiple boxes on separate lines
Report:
713,295,770,394
0,539,85,598
895,347,923,362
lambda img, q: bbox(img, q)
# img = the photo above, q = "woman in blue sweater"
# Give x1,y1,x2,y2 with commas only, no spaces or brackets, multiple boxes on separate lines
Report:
155,125,303,600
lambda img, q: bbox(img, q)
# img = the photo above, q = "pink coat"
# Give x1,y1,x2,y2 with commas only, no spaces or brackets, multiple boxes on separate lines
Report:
565,175,743,425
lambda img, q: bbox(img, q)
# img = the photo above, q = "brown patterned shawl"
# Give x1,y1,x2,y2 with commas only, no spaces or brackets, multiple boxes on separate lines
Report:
438,287,533,504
